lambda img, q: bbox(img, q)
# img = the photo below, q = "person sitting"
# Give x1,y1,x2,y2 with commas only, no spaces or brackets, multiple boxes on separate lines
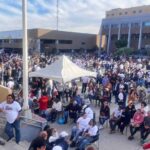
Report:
70,113,91,147
128,109,144,140
82,99,94,120
29,131,48,150
141,101,149,116
140,111,150,144
38,92,49,117
49,98,62,122
109,105,122,133
118,101,136,134
125,101,136,126
48,128,59,144
29,136,47,150
99,101,110,129
54,131,69,150
76,119,98,150
65,100,81,123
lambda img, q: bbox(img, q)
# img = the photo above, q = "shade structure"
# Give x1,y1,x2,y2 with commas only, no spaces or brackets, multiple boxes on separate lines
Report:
29,55,97,83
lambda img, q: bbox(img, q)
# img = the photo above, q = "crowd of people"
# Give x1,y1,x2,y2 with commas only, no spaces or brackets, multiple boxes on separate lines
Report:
1,51,150,149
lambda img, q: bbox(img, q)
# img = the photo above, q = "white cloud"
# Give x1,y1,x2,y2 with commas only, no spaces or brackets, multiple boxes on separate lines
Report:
0,0,149,34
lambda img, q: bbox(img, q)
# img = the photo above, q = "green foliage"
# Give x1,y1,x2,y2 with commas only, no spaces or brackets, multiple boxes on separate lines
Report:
115,40,127,49
114,47,133,56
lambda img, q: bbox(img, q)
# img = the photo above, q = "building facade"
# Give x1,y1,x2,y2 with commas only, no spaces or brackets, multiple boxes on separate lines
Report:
100,5,150,53
0,29,97,54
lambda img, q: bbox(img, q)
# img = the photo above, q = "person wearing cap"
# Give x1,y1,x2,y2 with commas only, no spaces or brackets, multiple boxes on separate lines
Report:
83,99,94,120
140,111,150,144
54,131,69,150
70,113,91,147
128,109,144,140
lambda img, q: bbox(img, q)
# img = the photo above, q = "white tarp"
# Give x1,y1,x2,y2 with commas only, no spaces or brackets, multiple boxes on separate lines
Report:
29,55,97,83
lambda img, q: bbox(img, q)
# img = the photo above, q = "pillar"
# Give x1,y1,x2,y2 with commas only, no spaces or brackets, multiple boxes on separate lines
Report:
118,24,121,40
127,23,131,48
138,22,143,50
107,24,111,54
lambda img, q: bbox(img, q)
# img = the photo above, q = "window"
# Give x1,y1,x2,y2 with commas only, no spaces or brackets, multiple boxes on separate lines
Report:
131,23,139,27
121,23,128,28
144,22,150,27
59,40,72,44
111,24,118,28
133,10,136,14
103,25,109,29
139,10,142,13
43,39,56,44
125,12,128,15
81,42,85,45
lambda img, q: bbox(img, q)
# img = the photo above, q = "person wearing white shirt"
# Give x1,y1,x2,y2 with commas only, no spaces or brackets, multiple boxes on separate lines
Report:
81,76,89,93
109,106,122,133
49,98,62,122
70,113,90,147
85,106,94,120
7,78,15,89
0,94,21,144
77,119,98,150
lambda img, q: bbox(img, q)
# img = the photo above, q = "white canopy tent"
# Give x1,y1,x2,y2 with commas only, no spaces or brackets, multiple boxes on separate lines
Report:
29,55,97,83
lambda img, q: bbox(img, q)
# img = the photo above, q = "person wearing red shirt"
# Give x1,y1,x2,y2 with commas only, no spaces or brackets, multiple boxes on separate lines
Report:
128,109,144,140
143,142,150,149
39,92,49,117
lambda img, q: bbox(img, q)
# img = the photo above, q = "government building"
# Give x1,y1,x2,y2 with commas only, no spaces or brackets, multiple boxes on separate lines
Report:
0,29,97,54
99,5,150,53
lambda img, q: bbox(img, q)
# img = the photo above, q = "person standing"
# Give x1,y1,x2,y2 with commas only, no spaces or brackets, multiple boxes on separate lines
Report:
0,94,21,144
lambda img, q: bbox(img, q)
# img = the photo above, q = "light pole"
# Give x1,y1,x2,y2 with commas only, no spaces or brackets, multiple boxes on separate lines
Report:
22,0,30,117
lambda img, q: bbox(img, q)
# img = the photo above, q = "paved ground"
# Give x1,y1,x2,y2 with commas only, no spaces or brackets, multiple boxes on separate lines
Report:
0,102,145,150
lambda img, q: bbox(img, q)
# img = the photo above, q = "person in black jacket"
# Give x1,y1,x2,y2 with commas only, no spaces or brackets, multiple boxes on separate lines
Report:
118,101,136,134
99,101,110,129
125,101,136,126
65,100,81,123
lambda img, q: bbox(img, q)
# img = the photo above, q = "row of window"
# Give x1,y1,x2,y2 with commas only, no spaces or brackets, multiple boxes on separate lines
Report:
40,39,86,45
111,33,150,40
103,21,150,29
107,9,142,17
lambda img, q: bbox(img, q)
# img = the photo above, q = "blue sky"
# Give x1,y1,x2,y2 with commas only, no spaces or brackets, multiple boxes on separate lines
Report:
0,0,149,34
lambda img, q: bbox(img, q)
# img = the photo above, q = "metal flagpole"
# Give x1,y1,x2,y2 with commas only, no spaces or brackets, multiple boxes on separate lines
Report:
22,0,31,117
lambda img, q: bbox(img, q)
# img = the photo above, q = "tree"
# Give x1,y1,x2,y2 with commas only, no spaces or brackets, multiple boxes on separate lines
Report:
113,47,133,56
115,40,127,49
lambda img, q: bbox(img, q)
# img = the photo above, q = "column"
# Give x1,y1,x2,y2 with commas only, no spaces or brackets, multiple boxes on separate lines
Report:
99,24,103,50
107,24,111,54
127,23,131,48
138,22,143,50
118,24,121,40
22,0,29,110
